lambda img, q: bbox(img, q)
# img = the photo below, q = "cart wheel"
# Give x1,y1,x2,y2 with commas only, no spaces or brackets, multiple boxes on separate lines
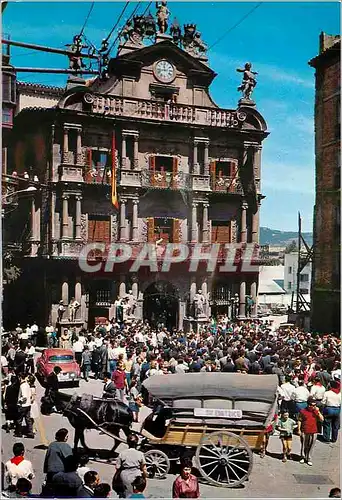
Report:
144,449,170,479
195,431,253,488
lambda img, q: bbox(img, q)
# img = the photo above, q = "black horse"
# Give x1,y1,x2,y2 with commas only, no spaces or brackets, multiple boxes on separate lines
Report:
41,391,133,452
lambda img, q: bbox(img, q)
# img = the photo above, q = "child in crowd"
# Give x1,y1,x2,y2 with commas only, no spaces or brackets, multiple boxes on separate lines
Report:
277,410,297,462
130,476,147,498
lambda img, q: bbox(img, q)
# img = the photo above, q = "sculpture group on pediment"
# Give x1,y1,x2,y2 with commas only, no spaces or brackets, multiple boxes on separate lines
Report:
116,1,208,59
182,24,207,57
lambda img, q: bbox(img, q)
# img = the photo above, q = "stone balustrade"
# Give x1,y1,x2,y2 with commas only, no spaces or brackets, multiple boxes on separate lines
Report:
91,95,247,128
59,165,83,183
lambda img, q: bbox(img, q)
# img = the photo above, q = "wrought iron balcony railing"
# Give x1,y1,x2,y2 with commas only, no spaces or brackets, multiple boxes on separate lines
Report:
141,169,191,190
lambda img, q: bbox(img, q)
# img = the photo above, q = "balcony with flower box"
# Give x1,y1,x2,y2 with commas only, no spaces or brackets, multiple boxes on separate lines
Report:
141,169,191,190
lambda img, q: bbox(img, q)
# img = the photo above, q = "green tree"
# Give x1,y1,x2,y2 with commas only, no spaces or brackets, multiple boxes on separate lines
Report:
285,239,298,254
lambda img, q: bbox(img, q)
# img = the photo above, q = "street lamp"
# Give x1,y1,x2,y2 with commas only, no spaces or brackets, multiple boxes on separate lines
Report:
2,185,37,201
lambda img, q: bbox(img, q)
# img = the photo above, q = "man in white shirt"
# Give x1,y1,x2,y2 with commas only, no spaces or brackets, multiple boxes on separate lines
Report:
73,337,84,366
310,377,326,403
5,442,34,487
30,322,39,346
15,374,34,438
291,378,310,414
322,381,341,443
26,342,35,374
278,376,296,415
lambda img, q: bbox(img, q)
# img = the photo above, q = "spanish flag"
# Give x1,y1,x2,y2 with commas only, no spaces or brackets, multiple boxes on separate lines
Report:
111,131,118,209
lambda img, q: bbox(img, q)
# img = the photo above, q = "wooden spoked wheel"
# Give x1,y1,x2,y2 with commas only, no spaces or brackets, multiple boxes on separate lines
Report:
195,431,253,488
144,449,170,479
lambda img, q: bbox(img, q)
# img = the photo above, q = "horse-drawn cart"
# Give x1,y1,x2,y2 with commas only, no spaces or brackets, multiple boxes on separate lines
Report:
140,373,278,488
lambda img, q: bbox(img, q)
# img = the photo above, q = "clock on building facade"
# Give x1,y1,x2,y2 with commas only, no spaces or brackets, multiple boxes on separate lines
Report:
153,59,175,83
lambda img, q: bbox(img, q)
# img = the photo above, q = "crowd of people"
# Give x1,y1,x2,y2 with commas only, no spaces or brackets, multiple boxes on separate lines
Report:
1,315,341,497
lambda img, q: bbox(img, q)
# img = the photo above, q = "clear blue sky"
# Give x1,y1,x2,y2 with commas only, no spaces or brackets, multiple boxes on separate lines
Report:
3,1,340,232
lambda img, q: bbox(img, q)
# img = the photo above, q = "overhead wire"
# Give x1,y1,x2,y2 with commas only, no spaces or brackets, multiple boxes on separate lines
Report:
79,1,95,37
104,1,130,43
108,1,143,54
208,2,263,51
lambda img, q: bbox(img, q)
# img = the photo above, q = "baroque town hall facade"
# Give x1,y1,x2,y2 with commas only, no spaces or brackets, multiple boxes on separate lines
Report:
4,13,268,330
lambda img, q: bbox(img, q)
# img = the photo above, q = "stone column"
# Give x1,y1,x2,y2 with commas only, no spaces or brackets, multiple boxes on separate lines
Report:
254,145,262,192
62,194,69,239
30,198,36,240
62,127,68,163
239,280,246,317
178,301,186,330
132,199,139,242
133,135,139,170
121,133,127,168
120,198,127,241
252,201,260,243
202,203,209,243
119,278,126,298
75,195,82,240
76,129,82,164
132,274,138,299
36,199,41,242
241,201,248,243
250,280,257,317
191,202,198,243
51,191,56,240
75,279,82,320
62,280,69,305
193,140,199,175
204,141,209,176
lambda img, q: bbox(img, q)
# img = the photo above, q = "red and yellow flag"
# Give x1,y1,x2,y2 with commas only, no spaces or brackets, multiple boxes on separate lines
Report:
111,132,119,209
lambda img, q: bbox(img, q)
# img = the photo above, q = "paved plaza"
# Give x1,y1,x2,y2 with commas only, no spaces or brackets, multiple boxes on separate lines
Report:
2,368,339,499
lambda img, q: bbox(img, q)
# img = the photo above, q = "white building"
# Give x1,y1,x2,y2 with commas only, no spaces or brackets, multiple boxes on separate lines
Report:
258,265,288,306
284,252,312,296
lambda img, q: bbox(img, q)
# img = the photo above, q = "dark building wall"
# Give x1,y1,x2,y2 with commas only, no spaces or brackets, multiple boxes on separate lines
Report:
310,34,340,333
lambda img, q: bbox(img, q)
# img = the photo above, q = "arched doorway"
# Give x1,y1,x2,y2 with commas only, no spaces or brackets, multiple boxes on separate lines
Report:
143,281,179,330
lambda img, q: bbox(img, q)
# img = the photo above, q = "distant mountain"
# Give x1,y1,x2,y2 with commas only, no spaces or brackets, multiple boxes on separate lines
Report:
260,227,313,246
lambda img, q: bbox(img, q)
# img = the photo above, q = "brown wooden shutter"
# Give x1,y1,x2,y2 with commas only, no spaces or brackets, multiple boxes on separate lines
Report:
172,218,181,243
149,155,156,187
211,225,218,243
147,217,155,242
172,157,178,189
88,218,110,242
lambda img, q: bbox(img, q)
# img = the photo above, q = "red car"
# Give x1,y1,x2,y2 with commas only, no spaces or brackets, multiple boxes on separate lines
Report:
36,348,81,387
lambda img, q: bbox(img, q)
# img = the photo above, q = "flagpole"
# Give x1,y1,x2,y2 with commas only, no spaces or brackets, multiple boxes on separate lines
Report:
111,131,118,209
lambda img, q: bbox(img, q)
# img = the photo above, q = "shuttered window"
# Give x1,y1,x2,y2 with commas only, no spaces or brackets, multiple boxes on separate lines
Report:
88,217,110,242
172,218,181,243
211,222,231,243
147,217,155,242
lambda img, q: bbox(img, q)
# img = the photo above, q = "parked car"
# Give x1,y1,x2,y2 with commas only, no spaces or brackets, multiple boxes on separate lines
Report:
36,348,80,387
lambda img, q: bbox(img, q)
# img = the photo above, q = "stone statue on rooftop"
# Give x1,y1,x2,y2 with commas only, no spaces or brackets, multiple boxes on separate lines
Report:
156,1,170,34
182,24,207,58
236,62,258,100
170,18,182,44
